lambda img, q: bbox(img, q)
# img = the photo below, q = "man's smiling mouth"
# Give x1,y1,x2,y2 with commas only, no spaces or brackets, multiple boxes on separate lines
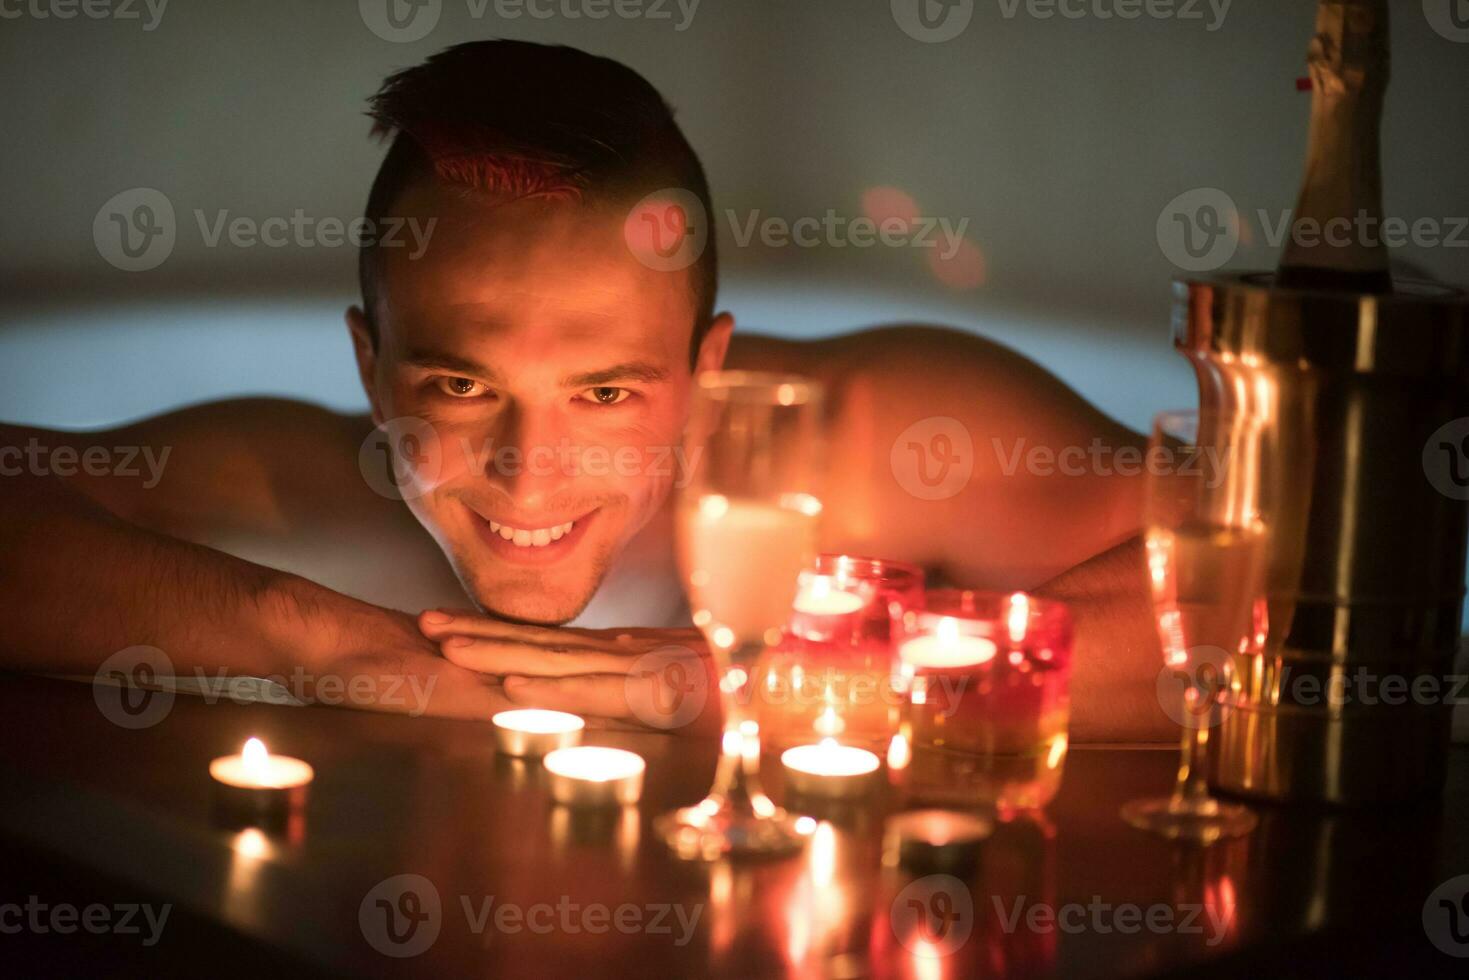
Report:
487,518,576,548
468,506,600,564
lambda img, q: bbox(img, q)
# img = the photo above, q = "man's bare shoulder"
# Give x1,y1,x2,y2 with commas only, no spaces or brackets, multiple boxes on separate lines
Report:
4,398,380,538
726,325,1144,586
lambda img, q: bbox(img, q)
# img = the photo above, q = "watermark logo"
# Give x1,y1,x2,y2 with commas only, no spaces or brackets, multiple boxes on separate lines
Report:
359,416,442,502
1424,0,1469,43
488,0,701,30
992,437,1231,487
891,0,974,43
891,874,974,956
993,895,1231,945
1156,187,1239,273
1424,417,1469,501
0,896,171,946
93,645,175,730
0,438,171,487
360,874,443,958
1155,645,1232,729
891,416,974,501
94,188,176,272
624,188,708,272
996,0,1231,31
625,645,708,730
0,0,168,30
359,0,442,42
1423,874,1469,957
726,209,969,258
360,877,701,955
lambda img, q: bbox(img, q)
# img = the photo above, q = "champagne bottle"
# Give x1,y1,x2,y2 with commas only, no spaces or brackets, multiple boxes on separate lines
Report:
1276,0,1393,293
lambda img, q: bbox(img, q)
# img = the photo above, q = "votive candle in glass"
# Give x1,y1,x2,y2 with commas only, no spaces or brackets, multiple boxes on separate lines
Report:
894,590,1072,814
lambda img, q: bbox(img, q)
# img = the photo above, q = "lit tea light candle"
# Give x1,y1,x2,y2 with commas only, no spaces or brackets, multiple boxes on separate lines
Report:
543,746,646,807
492,708,585,757
781,738,881,799
209,737,313,824
882,809,992,874
897,616,997,669
793,575,865,616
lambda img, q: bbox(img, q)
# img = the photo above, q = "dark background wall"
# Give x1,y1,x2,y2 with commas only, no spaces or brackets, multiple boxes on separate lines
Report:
1,0,1466,432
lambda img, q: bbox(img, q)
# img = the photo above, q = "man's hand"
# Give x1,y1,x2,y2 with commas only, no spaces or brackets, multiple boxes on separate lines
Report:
268,583,515,721
417,610,720,734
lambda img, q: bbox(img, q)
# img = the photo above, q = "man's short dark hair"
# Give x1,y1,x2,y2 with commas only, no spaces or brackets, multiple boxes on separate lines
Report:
359,40,717,362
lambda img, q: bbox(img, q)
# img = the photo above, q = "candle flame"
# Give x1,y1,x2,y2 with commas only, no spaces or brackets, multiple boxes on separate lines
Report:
887,731,912,770
937,617,960,644
1007,592,1030,644
242,737,267,769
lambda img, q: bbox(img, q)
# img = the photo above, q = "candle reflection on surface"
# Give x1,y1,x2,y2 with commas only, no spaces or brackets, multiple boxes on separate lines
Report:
222,827,274,929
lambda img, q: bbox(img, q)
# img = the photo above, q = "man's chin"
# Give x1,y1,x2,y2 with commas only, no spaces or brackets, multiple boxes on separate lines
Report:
477,593,590,626
457,567,603,626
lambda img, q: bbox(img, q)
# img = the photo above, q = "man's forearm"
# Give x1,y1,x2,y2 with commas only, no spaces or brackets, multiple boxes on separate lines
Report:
1035,536,1175,743
0,470,343,679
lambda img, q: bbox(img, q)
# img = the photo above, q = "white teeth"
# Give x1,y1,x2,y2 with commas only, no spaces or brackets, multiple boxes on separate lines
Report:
488,518,576,547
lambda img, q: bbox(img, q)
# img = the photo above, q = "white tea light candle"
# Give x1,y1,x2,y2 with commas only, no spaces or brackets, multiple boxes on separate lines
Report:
792,575,865,616
209,738,312,824
781,738,880,799
210,737,313,790
543,746,646,807
897,616,997,669
493,708,585,757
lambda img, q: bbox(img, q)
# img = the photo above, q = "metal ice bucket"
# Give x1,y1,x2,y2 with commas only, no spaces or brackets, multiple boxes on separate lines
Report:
1174,273,1469,805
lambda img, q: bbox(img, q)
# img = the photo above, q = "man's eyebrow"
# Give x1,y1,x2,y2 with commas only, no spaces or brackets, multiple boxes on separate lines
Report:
562,362,670,387
401,349,503,383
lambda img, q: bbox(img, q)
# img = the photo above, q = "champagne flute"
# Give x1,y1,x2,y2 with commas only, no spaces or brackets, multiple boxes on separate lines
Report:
656,371,824,860
1120,409,1268,843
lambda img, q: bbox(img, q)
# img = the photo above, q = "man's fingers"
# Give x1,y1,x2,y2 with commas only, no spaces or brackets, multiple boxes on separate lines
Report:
321,652,512,720
440,638,638,677
502,674,634,720
418,609,614,651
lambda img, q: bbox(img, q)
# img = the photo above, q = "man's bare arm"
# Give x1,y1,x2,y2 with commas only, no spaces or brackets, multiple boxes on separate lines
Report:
1035,537,1175,743
0,408,506,718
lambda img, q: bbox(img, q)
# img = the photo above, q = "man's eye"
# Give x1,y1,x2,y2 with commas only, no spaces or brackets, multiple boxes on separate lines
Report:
435,376,490,399
582,386,631,406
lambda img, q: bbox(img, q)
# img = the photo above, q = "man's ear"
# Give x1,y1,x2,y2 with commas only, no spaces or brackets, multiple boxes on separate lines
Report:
693,311,735,375
345,305,386,426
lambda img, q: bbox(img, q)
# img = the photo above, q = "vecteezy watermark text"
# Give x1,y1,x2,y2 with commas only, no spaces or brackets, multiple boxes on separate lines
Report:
358,0,700,44
0,896,171,946
359,874,702,958
0,0,167,30
992,437,1233,487
93,187,438,272
0,438,170,488
360,417,704,502
992,895,1232,946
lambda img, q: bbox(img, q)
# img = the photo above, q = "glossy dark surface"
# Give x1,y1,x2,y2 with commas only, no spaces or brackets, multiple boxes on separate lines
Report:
1,674,1467,978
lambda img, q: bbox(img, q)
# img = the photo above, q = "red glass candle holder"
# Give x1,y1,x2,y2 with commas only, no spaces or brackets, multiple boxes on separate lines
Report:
755,555,924,754
890,590,1073,814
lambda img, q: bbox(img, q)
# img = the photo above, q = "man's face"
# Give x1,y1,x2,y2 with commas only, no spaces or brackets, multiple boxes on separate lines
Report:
353,182,720,624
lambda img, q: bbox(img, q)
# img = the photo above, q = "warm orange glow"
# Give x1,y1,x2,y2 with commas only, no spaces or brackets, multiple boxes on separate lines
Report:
928,238,987,290
860,185,920,230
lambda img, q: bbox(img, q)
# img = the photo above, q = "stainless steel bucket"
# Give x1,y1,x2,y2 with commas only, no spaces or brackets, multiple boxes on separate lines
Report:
1174,273,1469,805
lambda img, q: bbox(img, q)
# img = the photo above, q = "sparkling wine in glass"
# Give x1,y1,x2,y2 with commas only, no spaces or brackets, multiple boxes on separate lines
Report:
657,371,824,860
1120,409,1269,843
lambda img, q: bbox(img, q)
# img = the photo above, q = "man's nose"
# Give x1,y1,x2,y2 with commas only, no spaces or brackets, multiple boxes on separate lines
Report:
482,405,575,508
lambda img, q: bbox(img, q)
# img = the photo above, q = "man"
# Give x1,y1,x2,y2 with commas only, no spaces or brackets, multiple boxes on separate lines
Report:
0,41,1169,741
